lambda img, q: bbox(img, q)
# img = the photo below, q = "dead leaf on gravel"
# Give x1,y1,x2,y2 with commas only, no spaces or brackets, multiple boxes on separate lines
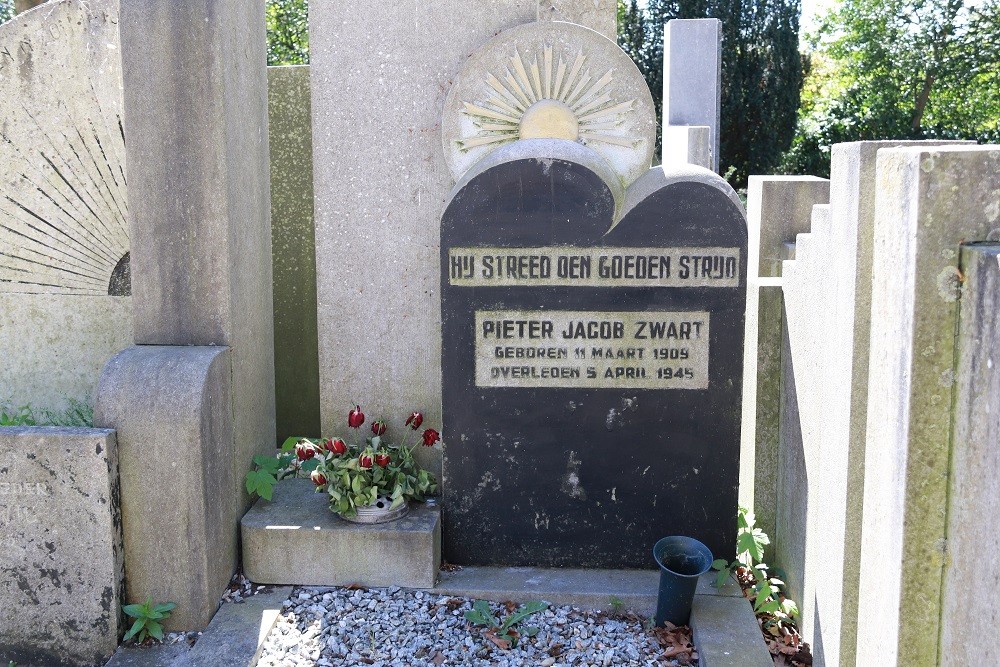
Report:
652,623,697,666
484,629,512,651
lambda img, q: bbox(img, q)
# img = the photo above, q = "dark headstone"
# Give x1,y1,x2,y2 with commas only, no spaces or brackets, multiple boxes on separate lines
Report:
440,142,747,568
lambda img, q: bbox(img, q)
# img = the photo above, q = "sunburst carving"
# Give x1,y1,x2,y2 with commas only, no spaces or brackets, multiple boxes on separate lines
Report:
458,46,638,152
0,0,129,296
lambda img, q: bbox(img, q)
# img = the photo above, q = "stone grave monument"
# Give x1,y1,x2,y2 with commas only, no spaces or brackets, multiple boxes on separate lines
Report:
440,21,747,567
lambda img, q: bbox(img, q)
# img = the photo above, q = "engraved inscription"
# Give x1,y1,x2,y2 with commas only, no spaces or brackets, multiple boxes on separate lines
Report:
450,247,739,287
475,310,710,389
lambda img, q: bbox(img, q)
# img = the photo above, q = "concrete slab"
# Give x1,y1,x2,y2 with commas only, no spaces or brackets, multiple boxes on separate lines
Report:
690,594,772,667
104,587,292,667
242,479,440,588
431,566,742,614
185,587,293,667
104,643,193,667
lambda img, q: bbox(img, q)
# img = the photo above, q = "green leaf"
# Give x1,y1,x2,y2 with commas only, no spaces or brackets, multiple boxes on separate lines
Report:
711,558,729,571
253,455,282,474
523,626,540,637
122,603,145,618
280,437,300,451
146,620,164,641
500,601,548,632
245,470,277,501
472,600,497,628
781,598,799,617
737,531,764,563
153,602,176,614
714,568,731,588
123,618,144,641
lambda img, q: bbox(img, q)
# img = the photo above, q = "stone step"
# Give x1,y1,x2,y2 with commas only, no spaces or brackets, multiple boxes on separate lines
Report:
104,586,291,667
241,479,440,589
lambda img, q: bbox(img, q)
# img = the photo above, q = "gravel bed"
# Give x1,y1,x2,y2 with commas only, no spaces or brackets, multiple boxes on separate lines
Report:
258,585,691,667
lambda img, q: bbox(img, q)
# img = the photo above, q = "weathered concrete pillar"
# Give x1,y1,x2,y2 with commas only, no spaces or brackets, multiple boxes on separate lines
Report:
858,145,1000,665
119,0,274,479
310,2,614,477
773,140,970,665
739,175,828,548
94,0,273,631
661,19,721,171
940,244,1000,665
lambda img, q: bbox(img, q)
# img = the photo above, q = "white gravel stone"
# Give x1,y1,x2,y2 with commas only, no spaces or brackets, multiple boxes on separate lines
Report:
256,585,692,666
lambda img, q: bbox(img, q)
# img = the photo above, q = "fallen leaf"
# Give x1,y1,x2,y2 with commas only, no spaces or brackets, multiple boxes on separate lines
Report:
484,630,511,651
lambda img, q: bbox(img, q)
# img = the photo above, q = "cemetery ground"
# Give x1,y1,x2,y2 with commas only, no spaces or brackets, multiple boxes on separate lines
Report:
104,563,805,667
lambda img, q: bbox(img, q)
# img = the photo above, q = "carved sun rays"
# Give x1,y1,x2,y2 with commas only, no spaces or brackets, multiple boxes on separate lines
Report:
458,46,638,151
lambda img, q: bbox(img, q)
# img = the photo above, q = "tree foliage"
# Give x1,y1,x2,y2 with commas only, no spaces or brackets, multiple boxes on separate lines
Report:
618,0,803,187
266,0,308,66
780,0,1000,176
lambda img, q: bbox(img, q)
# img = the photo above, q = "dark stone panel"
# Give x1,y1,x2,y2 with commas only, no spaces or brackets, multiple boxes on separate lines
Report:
441,153,746,568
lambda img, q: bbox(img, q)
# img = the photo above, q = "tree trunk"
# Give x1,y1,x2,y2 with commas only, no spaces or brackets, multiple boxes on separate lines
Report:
911,71,935,135
15,0,47,14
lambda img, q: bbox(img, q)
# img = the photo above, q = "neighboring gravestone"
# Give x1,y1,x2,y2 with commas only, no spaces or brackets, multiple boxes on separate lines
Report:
440,22,746,567
0,426,124,666
0,0,132,415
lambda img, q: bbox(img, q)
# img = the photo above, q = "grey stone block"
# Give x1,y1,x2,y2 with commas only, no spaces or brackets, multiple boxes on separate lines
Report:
690,594,772,667
662,19,721,171
185,587,293,667
94,345,237,631
242,479,440,589
663,125,713,169
940,244,1000,665
858,145,1000,665
119,0,275,510
268,65,321,444
0,426,124,667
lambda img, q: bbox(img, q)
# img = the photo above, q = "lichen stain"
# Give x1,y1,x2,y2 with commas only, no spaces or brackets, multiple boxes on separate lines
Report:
560,450,586,501
936,266,963,302
985,198,1000,224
